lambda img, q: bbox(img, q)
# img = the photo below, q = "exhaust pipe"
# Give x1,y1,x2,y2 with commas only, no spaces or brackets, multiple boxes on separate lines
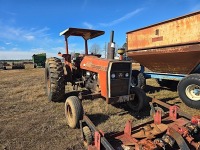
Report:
107,31,115,59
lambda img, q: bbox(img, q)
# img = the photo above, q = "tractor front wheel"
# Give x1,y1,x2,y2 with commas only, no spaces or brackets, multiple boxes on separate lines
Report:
45,57,65,102
131,70,146,90
65,96,83,128
127,87,147,111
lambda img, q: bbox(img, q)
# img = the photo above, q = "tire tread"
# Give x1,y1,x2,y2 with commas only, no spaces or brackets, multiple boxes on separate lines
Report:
45,57,65,102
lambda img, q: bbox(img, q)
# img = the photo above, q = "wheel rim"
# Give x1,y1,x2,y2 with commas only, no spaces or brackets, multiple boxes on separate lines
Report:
185,84,200,101
66,103,73,122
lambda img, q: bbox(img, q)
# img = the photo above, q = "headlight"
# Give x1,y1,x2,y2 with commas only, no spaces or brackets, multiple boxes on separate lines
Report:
111,73,115,79
86,71,90,76
125,73,129,77
93,74,96,80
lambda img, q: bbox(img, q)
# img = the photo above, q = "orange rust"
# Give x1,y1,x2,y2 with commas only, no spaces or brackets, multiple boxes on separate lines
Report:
127,44,200,74
127,11,200,74
127,11,200,50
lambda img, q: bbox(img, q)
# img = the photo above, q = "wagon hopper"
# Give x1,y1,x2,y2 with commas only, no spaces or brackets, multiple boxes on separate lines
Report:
126,11,200,109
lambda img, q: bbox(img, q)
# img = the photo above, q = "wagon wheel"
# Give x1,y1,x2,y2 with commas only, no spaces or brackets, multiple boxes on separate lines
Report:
65,96,83,128
127,87,147,111
178,74,200,109
83,126,92,147
45,57,65,102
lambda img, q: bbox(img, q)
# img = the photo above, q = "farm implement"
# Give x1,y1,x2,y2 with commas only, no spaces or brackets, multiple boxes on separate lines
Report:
0,61,25,69
12,62,25,69
80,99,200,150
126,11,200,109
32,53,46,68
0,61,9,70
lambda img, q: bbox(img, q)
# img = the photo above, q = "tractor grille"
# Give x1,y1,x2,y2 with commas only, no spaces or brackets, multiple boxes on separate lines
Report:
109,62,131,97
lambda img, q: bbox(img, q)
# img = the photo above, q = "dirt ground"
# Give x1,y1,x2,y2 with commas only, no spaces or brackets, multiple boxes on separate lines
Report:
0,67,199,150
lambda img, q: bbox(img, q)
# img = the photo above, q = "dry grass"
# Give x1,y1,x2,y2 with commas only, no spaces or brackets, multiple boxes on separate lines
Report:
0,68,199,150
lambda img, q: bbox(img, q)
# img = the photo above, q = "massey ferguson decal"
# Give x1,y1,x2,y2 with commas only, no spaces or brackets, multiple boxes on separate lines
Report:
83,62,107,71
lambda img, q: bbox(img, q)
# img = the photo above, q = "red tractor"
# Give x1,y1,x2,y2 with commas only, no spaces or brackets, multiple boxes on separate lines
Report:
45,28,147,128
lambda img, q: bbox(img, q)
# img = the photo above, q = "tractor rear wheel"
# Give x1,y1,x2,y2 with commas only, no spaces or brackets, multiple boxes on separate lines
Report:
65,96,83,128
45,57,65,102
178,74,200,109
127,87,147,111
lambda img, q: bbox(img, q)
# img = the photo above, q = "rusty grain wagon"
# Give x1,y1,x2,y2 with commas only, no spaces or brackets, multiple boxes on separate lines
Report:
126,11,200,109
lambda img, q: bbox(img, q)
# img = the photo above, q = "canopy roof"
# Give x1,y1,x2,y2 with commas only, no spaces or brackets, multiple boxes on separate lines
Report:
60,28,105,40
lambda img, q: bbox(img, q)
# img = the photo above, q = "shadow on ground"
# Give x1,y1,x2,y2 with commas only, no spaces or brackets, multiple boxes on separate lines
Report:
59,85,179,125
86,113,110,126
145,84,177,93
112,98,151,119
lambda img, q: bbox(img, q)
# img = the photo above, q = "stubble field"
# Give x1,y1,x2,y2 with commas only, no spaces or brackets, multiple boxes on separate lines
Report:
0,67,199,150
